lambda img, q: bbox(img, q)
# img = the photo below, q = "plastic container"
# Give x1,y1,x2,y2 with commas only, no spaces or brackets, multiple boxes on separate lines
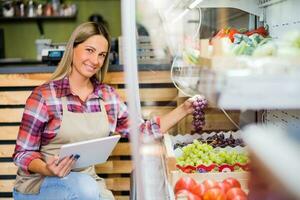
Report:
35,39,52,60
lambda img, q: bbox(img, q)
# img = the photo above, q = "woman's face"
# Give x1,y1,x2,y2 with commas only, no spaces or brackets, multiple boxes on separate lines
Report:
72,35,108,79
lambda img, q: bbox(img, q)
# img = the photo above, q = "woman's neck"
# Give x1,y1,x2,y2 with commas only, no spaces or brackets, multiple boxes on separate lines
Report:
69,73,90,88
68,73,93,101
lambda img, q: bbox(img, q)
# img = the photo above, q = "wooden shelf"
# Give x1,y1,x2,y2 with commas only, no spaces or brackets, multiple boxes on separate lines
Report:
0,15,76,22
0,13,77,36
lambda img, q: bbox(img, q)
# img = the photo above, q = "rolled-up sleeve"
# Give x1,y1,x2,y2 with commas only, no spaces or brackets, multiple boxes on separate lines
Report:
13,88,48,174
139,116,162,139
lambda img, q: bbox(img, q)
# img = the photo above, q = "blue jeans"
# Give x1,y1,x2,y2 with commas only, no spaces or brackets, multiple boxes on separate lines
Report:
13,172,110,200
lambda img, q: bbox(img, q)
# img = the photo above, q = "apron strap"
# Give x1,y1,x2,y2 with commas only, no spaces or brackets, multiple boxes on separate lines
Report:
99,99,106,112
62,96,105,113
61,97,68,112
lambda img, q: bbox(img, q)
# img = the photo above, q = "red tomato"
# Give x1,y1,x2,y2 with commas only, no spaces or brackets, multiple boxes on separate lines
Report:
231,195,248,200
174,177,198,193
176,189,202,200
216,182,231,194
228,28,239,42
223,177,241,188
226,188,247,200
190,183,207,197
214,28,240,42
203,188,226,200
202,179,219,190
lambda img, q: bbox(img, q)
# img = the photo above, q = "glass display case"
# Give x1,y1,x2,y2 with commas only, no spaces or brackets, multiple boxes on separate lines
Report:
121,0,300,199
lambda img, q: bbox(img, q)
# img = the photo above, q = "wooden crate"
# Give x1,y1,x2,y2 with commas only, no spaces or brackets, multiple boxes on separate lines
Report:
163,134,249,192
170,171,249,191
0,70,177,199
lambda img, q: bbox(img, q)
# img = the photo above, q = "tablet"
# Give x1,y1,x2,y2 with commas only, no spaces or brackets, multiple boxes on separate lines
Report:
59,135,121,169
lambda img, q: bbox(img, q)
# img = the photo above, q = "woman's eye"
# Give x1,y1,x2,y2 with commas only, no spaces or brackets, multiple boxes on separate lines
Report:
99,53,106,58
86,49,93,53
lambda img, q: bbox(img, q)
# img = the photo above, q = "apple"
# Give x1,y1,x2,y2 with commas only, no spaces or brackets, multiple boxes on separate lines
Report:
216,182,231,194
174,177,198,193
226,188,247,200
176,189,202,200
202,179,219,190
223,177,241,188
203,188,226,200
190,183,207,197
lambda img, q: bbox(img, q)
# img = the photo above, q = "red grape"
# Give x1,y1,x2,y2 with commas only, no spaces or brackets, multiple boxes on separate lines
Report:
192,96,208,133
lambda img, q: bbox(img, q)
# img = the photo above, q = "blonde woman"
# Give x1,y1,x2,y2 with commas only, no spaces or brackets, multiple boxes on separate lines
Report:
13,22,196,200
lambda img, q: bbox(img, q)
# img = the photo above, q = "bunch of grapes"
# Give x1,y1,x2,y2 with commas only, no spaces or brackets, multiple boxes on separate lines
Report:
176,140,249,167
192,96,208,133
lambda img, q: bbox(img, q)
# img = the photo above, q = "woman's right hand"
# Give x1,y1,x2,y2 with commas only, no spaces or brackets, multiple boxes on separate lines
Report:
46,155,79,177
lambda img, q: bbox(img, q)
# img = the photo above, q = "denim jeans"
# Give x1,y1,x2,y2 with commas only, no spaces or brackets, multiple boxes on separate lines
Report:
13,172,106,200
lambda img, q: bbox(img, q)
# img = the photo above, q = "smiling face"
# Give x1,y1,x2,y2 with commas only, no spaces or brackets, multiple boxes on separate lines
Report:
71,35,109,79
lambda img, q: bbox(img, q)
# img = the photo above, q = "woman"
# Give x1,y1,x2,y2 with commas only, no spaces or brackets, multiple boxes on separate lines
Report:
13,22,196,200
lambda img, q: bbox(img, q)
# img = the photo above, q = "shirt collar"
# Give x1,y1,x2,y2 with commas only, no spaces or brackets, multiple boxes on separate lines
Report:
55,76,103,99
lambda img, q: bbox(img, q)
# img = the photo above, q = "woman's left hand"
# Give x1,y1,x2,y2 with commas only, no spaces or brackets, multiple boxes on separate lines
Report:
182,95,207,115
182,97,194,115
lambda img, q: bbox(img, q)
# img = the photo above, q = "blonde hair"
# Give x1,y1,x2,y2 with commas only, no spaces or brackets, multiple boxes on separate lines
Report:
50,22,111,82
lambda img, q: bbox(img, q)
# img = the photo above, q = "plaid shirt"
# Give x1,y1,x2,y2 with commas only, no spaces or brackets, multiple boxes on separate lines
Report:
13,76,161,174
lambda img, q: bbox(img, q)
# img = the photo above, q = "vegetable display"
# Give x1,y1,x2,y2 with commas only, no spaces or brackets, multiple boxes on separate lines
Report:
174,177,248,200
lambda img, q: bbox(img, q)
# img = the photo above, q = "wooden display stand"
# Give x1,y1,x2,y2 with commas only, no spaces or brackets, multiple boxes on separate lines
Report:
163,134,249,192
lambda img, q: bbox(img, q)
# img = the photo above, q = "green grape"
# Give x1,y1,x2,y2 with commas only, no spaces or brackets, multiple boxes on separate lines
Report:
204,160,212,166
196,159,203,165
177,161,185,166
193,139,200,145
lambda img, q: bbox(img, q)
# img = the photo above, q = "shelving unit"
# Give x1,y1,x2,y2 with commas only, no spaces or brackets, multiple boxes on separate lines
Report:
172,56,300,109
0,14,77,36
0,15,77,22
140,0,300,199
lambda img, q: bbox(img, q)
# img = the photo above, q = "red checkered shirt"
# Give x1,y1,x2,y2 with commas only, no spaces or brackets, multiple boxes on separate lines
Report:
13,76,161,174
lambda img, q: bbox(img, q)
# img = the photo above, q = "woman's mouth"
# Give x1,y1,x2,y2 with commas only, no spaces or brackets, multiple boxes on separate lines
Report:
85,64,97,72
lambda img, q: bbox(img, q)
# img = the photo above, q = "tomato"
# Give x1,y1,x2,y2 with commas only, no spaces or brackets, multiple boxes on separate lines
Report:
174,177,198,193
202,179,219,190
222,177,241,188
216,182,231,194
226,188,247,200
231,195,248,200
190,183,207,197
203,188,226,200
176,189,202,200
227,28,239,42
214,28,240,42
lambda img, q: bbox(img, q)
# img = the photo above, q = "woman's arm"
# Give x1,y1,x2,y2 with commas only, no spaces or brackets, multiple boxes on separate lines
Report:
13,88,47,174
28,158,53,176
160,98,194,133
28,156,76,177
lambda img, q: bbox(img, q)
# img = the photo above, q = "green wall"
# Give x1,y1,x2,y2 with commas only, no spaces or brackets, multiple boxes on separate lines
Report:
0,0,121,60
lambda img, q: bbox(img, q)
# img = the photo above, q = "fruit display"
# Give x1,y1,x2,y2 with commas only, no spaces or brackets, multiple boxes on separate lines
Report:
175,139,249,172
174,177,248,200
173,132,245,149
192,96,208,133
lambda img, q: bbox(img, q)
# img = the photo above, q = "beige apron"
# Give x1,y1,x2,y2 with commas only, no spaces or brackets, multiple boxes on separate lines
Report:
14,97,115,199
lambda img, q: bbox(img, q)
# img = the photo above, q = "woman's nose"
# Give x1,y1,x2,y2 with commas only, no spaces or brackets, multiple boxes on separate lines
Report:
90,54,99,66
